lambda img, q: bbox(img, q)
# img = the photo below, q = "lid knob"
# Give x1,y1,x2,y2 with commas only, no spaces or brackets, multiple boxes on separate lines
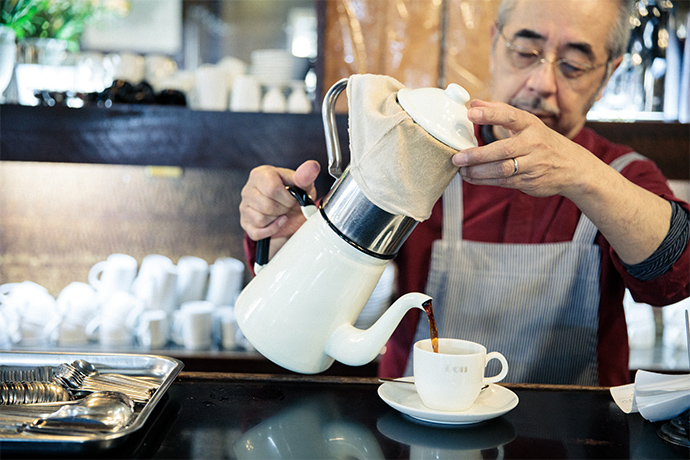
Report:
445,83,470,105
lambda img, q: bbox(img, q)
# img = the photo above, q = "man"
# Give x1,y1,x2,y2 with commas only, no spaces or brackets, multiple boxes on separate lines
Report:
239,0,689,386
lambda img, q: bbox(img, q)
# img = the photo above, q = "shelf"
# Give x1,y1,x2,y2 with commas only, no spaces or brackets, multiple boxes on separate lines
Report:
1,104,687,180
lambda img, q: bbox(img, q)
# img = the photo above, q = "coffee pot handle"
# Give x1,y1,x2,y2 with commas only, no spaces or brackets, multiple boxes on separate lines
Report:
255,186,317,274
321,78,349,180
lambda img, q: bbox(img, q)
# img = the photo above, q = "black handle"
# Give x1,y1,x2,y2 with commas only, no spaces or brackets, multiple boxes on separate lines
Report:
255,186,315,270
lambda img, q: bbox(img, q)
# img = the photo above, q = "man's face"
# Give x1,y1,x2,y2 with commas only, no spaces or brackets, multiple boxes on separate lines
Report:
489,0,620,139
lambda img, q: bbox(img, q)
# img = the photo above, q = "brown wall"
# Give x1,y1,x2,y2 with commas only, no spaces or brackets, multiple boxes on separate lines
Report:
321,0,499,108
0,162,248,296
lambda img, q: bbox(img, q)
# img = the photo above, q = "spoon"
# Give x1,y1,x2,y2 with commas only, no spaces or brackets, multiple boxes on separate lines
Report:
0,391,135,435
379,378,489,391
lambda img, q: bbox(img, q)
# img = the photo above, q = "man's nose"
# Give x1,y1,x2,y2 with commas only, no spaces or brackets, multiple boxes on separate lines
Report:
526,59,559,96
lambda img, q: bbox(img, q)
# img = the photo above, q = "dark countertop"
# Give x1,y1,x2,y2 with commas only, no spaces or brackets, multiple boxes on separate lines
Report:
11,372,682,459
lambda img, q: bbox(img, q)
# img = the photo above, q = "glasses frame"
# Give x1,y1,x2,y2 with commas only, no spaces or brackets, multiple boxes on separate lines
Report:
498,28,609,81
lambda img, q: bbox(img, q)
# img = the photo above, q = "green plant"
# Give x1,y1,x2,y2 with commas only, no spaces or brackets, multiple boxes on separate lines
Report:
0,0,129,52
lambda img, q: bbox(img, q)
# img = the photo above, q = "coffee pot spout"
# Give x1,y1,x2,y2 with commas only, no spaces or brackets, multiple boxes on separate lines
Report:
324,292,431,366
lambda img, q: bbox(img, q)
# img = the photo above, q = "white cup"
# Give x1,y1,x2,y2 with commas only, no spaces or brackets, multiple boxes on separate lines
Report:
230,75,261,112
206,257,244,307
262,85,286,113
194,64,228,111
136,309,169,349
0,281,58,346
177,256,209,305
88,253,138,301
133,254,178,313
173,300,215,350
56,282,99,326
215,305,239,350
109,51,145,83
86,291,143,347
413,338,509,412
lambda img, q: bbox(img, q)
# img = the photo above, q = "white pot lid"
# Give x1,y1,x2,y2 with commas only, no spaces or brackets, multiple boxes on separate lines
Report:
397,83,478,150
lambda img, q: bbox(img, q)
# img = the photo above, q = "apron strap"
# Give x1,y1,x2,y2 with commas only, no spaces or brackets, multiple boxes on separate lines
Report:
444,152,649,244
442,174,464,241
572,151,649,244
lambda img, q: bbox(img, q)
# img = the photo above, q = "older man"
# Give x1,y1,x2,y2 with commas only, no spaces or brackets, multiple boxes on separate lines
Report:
239,0,689,386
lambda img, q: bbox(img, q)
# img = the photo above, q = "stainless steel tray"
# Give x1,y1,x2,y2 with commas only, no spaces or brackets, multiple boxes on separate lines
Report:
0,351,183,453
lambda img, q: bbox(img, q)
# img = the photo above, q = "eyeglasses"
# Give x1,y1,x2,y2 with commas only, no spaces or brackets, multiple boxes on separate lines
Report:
498,29,608,80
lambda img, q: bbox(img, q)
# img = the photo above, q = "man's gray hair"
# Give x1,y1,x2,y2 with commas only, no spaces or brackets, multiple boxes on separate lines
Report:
496,0,635,59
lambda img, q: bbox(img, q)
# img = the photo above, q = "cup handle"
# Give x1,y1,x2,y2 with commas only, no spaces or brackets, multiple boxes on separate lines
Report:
88,261,106,289
483,351,509,384
85,316,101,341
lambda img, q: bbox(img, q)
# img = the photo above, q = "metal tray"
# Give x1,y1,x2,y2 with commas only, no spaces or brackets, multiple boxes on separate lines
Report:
0,351,183,454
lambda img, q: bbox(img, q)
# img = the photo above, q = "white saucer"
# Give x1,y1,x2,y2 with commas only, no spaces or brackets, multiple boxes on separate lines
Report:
378,377,519,425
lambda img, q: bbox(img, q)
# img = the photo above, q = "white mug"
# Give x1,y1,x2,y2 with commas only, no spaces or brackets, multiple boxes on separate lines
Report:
56,281,99,326
177,256,209,305
136,309,169,349
413,338,508,412
206,257,244,307
86,291,143,347
215,305,240,350
194,64,228,111
88,253,138,301
230,75,261,112
173,300,215,350
133,254,178,312
0,281,58,346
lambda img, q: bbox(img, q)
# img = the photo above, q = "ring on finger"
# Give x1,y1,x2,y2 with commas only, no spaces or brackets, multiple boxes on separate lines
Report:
511,158,519,176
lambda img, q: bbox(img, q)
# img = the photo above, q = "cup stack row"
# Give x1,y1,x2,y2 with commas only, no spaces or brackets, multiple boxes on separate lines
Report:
0,254,250,352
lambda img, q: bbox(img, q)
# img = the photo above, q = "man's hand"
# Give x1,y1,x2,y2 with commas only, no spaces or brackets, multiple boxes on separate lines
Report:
452,100,598,199
239,160,320,242
452,99,672,265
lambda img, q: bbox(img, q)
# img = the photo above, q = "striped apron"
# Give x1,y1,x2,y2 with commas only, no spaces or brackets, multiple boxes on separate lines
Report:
406,152,646,385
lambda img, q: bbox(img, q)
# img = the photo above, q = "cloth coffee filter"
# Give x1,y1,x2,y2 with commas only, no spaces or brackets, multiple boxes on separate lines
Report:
347,74,461,222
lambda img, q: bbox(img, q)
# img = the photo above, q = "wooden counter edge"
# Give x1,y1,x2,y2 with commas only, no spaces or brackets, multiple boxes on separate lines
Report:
176,371,609,392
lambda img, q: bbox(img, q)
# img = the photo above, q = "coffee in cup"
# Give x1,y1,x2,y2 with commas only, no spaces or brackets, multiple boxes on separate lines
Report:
413,338,508,412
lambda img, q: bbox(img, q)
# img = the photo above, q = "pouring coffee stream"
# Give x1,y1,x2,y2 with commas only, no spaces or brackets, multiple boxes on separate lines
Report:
235,75,475,373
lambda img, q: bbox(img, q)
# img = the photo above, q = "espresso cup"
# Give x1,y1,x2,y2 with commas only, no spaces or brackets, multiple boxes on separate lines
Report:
413,338,508,412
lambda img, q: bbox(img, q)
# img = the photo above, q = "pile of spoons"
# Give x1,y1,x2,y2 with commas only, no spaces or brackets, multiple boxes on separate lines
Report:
0,382,72,405
0,391,135,435
52,360,157,405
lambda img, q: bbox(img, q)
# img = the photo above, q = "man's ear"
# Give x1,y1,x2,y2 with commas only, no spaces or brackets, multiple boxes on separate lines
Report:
595,55,624,102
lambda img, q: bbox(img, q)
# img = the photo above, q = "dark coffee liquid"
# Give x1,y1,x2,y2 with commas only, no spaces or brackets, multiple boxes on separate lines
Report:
422,299,439,353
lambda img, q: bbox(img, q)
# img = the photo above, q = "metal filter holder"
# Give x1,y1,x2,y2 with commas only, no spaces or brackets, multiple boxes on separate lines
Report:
320,78,418,259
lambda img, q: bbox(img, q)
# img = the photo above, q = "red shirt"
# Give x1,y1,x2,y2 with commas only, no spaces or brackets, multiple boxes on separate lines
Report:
379,126,690,386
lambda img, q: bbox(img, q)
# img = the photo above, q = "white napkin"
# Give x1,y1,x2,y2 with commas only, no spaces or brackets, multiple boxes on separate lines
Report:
610,370,690,422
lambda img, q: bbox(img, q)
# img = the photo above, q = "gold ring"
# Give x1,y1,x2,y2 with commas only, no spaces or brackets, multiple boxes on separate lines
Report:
511,158,519,176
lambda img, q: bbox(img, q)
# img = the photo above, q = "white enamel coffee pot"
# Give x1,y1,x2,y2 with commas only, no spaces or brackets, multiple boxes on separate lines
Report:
234,77,476,374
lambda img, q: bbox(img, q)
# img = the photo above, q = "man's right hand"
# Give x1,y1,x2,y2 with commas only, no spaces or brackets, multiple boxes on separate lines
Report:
239,160,321,243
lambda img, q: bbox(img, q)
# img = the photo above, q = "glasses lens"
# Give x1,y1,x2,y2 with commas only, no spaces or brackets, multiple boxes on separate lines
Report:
506,44,540,69
557,60,590,79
